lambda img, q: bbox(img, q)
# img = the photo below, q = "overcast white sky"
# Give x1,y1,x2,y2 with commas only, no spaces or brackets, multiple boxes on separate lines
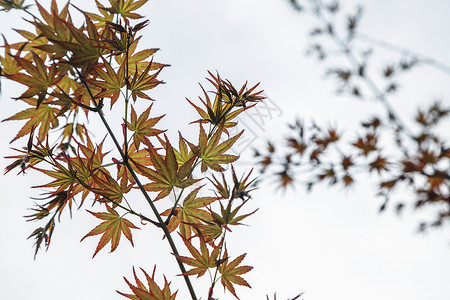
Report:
0,0,449,299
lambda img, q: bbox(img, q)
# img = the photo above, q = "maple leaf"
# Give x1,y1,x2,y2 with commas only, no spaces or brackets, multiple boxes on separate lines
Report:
90,168,133,204
76,132,108,170
176,234,220,277
26,23,69,61
207,156,256,201
27,218,55,259
35,0,70,26
187,72,264,130
32,13,101,69
207,72,264,110
218,248,252,299
287,137,307,155
54,136,119,205
85,0,115,34
352,133,378,156
368,155,390,174
172,132,196,167
117,266,178,300
162,186,217,239
7,52,61,106
0,36,22,75
209,172,231,199
81,204,139,258
230,165,256,200
186,84,242,130
196,125,242,172
0,0,29,11
277,170,294,188
209,200,257,231
127,59,163,101
4,129,50,175
34,161,78,195
103,0,148,20
85,56,126,106
140,136,200,201
191,223,223,242
5,2,72,60
114,38,164,74
26,190,72,222
126,142,152,166
98,21,129,55
3,98,59,142
126,104,165,149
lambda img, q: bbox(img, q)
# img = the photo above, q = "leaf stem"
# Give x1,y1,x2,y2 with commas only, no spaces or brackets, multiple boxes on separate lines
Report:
208,232,227,298
123,29,131,164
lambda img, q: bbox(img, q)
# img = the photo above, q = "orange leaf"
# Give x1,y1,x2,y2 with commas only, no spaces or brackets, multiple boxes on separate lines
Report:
126,104,165,149
140,136,200,201
3,98,59,142
161,186,217,239
218,249,252,299
81,205,139,258
85,56,126,106
117,266,178,300
175,234,220,277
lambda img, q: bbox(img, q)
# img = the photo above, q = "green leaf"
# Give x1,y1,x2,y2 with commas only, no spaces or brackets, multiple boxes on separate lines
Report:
162,186,217,240
3,99,59,142
103,0,148,20
127,60,163,101
198,125,242,172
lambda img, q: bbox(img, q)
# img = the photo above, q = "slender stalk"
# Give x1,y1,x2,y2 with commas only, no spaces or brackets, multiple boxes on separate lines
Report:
76,70,198,300
357,33,450,76
208,231,227,298
74,174,158,225
21,6,43,23
123,30,131,163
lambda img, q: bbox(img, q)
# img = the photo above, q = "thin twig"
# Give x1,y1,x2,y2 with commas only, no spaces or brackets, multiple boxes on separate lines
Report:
357,33,450,76
76,68,198,300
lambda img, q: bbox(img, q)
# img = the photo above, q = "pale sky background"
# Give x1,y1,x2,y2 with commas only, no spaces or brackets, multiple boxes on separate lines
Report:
0,0,449,299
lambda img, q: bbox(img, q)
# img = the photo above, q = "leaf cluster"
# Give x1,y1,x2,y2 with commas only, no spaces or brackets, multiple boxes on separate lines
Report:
1,1,265,299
